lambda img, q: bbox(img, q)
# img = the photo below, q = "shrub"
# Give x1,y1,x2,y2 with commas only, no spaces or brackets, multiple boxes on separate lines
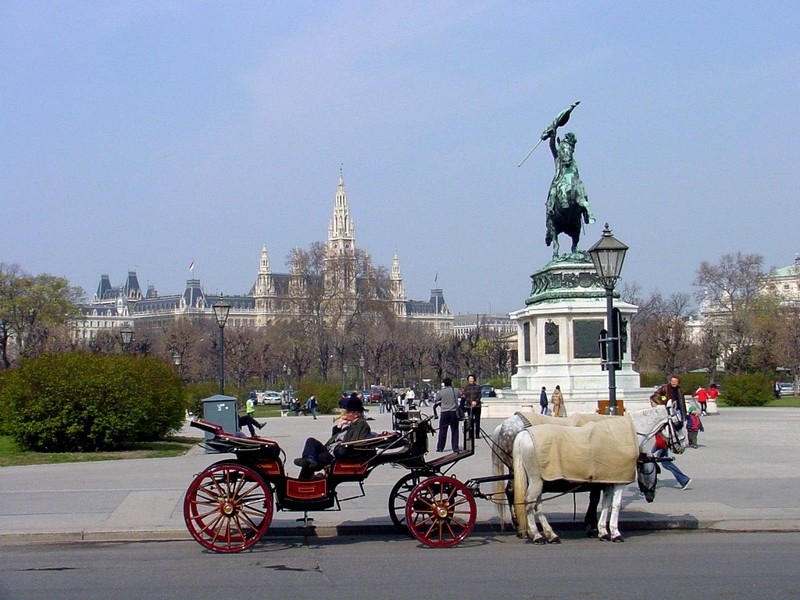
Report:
297,380,342,415
718,372,772,407
0,353,186,452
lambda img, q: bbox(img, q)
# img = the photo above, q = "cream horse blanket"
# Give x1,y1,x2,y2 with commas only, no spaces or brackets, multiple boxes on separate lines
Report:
520,414,638,484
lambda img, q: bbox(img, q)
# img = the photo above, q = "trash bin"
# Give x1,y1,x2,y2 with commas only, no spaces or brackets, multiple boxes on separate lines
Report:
202,394,239,451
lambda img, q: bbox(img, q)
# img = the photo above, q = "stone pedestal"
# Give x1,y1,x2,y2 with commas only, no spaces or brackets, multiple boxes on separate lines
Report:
484,258,654,418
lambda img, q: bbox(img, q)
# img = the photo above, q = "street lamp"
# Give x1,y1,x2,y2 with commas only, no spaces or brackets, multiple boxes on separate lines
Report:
172,350,182,376
588,223,628,415
120,326,134,352
343,364,349,390
359,355,365,391
212,300,232,395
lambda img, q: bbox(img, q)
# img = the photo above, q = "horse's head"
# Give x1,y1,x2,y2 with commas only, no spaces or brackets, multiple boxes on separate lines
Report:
636,453,660,503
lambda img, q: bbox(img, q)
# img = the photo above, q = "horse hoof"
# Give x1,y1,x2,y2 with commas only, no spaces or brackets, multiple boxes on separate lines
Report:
532,537,546,545
612,535,624,543
598,534,610,542
549,537,561,545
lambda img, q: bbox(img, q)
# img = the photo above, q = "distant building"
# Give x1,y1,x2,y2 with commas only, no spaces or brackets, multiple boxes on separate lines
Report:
452,313,515,338
75,172,452,341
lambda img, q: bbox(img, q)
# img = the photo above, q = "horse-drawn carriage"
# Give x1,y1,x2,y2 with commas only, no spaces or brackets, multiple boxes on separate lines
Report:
183,403,684,552
183,408,477,553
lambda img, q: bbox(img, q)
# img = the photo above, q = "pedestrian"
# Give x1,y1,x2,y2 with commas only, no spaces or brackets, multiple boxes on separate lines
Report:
306,394,318,420
692,387,709,417
406,387,416,409
551,385,565,417
488,387,497,398
774,381,782,400
657,376,688,427
707,383,718,415
653,430,692,490
239,392,264,436
420,389,430,407
434,378,460,453
539,386,548,415
462,374,482,439
686,405,704,448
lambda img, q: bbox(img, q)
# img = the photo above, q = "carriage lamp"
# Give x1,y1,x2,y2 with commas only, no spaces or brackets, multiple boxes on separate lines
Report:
120,326,134,352
588,224,628,415
213,300,232,395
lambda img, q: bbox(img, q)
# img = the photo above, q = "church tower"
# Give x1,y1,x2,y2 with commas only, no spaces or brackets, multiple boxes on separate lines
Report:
325,168,357,298
253,245,275,324
391,252,407,317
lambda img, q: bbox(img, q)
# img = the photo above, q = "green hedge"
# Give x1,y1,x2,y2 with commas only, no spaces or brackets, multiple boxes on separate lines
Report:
718,372,772,406
0,353,186,452
297,380,343,415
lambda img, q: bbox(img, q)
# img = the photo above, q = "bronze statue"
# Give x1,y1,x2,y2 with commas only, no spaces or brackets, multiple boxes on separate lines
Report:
539,102,595,258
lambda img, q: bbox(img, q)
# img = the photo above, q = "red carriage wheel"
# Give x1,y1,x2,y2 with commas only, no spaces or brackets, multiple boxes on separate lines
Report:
183,462,273,553
404,476,476,548
388,472,430,535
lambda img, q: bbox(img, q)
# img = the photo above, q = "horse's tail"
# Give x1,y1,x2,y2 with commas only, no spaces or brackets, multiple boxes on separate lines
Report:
512,432,529,539
490,425,508,530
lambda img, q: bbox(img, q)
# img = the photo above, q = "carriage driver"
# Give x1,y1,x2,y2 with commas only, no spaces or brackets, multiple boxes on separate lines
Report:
294,392,372,479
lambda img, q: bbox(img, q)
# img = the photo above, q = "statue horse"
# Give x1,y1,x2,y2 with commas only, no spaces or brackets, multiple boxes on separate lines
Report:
544,192,590,258
490,405,684,543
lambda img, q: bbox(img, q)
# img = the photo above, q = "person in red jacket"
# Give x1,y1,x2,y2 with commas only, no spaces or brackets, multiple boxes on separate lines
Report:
692,387,709,417
707,384,719,415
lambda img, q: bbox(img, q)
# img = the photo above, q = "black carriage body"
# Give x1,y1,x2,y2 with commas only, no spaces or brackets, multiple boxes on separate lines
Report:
185,411,477,552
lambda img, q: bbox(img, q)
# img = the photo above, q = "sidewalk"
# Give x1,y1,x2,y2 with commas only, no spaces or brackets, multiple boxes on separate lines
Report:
1,408,799,544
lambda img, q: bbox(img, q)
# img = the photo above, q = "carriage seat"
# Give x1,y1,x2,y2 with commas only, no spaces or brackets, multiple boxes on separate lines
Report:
191,418,281,458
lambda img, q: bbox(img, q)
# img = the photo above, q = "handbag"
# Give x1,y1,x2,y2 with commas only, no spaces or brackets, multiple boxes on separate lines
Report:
455,406,465,421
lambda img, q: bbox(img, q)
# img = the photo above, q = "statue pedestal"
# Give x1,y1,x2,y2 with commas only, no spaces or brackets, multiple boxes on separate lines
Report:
484,259,653,418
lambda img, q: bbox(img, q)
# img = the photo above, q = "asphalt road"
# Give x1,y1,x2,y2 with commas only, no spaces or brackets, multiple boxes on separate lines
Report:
3,531,799,600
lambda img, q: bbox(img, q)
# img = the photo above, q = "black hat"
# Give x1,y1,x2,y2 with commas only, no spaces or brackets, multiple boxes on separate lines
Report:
344,392,364,413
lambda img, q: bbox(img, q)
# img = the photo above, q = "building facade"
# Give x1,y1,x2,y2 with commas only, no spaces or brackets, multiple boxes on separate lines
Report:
75,173,452,341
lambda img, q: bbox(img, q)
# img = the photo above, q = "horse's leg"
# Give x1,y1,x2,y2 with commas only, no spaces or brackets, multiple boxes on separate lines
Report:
513,434,544,543
608,484,625,542
584,487,600,537
533,494,560,544
597,486,612,541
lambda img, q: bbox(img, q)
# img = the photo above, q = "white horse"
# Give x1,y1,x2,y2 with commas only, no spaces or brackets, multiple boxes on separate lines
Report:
497,405,683,544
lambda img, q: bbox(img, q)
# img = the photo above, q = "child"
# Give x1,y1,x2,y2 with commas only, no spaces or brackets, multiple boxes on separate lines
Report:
686,405,704,448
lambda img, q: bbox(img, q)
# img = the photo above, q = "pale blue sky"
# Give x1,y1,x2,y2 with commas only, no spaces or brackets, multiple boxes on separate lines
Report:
2,1,798,313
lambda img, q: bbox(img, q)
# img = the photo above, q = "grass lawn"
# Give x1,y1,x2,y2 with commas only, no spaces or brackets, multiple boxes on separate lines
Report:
0,436,198,467
715,395,800,408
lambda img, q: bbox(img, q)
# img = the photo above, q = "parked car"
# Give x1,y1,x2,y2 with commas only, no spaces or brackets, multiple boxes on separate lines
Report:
779,382,795,395
480,384,493,398
259,390,282,405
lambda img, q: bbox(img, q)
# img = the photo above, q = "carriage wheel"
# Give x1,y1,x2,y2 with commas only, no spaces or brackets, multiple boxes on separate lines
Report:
389,472,429,535
405,476,476,548
183,462,274,553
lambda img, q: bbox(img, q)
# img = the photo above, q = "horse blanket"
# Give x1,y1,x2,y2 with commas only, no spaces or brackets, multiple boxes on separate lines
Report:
517,412,612,428
524,416,638,484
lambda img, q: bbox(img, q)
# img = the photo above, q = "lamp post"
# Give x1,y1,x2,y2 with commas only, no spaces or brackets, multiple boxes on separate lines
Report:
588,223,628,415
172,350,182,377
343,364,349,390
120,326,133,353
359,355,365,391
212,300,232,395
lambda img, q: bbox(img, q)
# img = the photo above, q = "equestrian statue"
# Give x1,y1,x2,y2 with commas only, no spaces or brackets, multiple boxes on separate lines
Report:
523,101,596,259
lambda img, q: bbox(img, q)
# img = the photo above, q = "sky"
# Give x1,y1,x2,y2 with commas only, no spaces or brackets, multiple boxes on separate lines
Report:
2,1,799,315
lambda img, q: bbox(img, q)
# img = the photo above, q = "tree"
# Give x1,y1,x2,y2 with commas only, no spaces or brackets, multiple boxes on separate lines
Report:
694,253,765,374
0,264,84,368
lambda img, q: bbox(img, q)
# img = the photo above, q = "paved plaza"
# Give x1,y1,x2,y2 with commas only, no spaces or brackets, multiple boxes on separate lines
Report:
1,408,799,544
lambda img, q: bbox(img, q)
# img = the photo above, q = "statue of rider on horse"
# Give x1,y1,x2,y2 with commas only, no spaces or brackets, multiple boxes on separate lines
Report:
538,101,596,259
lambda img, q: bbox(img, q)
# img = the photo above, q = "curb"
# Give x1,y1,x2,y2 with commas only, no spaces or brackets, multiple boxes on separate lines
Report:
3,518,799,546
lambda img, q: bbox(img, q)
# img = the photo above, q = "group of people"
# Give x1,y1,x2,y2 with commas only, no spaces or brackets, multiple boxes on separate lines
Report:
538,385,566,416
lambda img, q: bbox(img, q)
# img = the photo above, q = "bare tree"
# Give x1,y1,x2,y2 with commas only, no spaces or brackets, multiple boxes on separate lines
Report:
694,252,765,374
